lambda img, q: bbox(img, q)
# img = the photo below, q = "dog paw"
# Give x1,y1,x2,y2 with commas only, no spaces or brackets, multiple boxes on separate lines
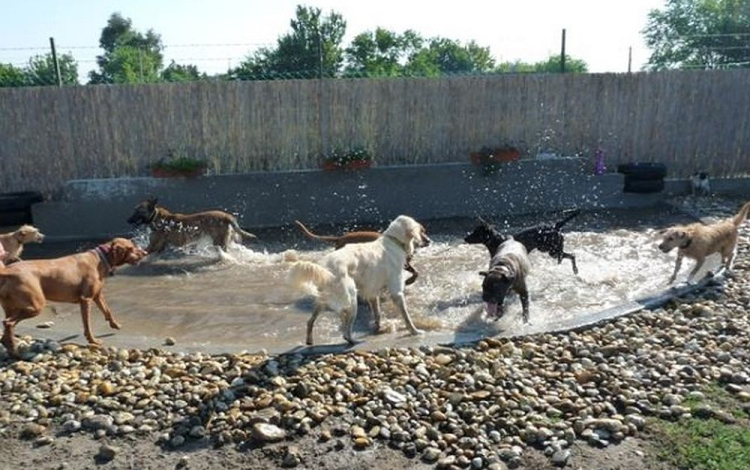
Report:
409,328,424,336
87,338,103,348
108,321,122,330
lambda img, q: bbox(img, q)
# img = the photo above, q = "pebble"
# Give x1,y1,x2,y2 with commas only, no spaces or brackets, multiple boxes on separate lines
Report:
0,202,749,470
97,444,118,462
164,337,176,346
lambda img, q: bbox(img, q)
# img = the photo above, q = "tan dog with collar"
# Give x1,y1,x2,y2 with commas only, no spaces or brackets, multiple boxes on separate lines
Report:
0,238,147,356
658,202,750,283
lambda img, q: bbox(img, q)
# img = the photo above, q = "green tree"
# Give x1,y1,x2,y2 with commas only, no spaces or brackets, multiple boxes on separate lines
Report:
231,5,346,80
405,38,495,76
0,63,28,87
25,53,79,86
161,61,204,82
643,0,750,70
89,12,164,84
495,54,588,74
344,28,423,77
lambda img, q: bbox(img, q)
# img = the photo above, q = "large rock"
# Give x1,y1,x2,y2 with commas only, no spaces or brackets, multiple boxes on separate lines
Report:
252,423,286,443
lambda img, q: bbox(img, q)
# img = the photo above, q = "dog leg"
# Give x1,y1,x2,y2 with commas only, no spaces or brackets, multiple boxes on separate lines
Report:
687,258,706,283
79,300,102,347
368,298,383,333
94,294,121,330
306,304,325,346
561,252,578,275
517,283,530,323
404,260,418,286
342,307,357,345
2,317,18,357
669,254,684,284
390,292,422,336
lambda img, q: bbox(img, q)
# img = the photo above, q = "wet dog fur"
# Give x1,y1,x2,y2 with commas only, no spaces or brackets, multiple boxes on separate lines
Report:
479,237,531,322
127,198,256,253
658,201,750,284
294,220,421,285
289,215,431,345
0,238,147,356
464,209,580,274
0,225,45,264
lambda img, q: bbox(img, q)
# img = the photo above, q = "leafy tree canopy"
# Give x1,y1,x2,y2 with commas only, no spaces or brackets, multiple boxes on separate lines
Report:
89,12,165,84
0,63,29,87
26,53,79,86
230,5,346,80
162,61,205,82
643,0,750,70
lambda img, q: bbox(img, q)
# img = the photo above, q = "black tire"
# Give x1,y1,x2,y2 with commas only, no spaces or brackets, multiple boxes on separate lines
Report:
623,177,664,193
0,191,44,212
616,163,667,180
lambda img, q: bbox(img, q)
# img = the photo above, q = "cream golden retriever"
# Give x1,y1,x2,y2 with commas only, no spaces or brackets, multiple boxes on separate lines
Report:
0,225,45,264
289,215,431,345
658,201,750,283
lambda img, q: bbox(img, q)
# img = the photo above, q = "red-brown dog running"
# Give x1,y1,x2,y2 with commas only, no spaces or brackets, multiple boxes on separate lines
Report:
0,238,147,356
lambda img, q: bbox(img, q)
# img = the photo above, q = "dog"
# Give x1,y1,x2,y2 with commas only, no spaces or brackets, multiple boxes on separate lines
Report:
295,220,420,285
658,201,750,284
0,225,45,264
0,238,147,356
691,171,711,196
127,198,257,253
289,215,431,345
464,209,580,274
479,237,531,322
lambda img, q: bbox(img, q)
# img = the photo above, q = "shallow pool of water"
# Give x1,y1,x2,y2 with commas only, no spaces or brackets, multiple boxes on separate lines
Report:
17,206,719,353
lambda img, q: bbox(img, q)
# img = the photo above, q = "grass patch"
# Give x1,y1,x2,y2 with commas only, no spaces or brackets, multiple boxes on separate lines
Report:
651,418,750,470
649,384,750,470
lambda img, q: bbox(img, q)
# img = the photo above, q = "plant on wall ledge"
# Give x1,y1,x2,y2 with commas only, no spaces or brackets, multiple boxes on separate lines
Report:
149,151,208,178
470,144,521,173
321,146,373,171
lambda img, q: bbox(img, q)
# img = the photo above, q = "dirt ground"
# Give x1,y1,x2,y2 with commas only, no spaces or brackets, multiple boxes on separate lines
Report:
0,422,665,470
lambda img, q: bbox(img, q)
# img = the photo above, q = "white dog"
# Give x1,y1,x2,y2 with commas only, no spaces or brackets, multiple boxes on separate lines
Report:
289,215,431,345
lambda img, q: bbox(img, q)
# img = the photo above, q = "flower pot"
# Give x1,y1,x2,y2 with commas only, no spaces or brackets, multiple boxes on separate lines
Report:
494,147,521,162
321,159,372,171
150,167,206,178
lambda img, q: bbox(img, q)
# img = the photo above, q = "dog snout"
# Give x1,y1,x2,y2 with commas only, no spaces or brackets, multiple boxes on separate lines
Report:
658,243,671,253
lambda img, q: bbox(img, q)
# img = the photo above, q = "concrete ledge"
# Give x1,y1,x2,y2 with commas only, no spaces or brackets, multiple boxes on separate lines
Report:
31,160,750,241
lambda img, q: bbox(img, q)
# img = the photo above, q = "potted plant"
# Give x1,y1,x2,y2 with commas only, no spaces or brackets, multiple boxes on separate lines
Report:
149,155,208,178
470,144,521,173
321,146,373,171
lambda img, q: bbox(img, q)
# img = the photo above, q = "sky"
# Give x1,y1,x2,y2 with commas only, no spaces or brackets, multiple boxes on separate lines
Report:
0,0,666,79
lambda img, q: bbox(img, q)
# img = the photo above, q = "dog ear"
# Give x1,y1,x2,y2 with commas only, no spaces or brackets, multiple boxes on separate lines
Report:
478,271,488,277
676,230,687,238
147,197,158,207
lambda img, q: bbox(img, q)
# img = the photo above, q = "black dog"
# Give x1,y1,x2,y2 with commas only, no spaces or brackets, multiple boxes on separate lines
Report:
465,209,580,274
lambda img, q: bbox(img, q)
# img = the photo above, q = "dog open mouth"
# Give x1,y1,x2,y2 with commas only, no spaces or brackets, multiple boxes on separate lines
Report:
485,302,503,318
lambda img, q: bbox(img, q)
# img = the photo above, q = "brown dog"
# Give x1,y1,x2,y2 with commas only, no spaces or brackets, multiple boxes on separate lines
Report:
0,238,147,356
0,225,45,264
294,220,420,285
658,201,750,283
127,198,257,253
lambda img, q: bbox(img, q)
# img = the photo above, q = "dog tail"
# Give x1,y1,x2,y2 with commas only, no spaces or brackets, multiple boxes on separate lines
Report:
733,202,750,227
554,209,581,229
229,219,257,241
288,260,336,292
294,220,340,244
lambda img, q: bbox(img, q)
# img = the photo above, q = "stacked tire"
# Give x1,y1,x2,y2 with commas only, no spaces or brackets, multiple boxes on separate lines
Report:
616,163,667,193
0,191,44,226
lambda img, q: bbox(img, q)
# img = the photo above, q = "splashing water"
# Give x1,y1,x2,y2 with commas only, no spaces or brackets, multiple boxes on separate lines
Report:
20,208,717,353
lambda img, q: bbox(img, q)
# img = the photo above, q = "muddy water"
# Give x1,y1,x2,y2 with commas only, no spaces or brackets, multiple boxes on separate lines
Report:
17,207,719,354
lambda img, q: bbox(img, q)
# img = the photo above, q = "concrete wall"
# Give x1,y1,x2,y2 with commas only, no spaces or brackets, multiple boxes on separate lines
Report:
31,159,742,241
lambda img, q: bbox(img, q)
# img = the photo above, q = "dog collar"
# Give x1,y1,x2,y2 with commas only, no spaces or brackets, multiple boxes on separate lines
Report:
680,238,692,249
384,234,409,253
93,245,115,276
